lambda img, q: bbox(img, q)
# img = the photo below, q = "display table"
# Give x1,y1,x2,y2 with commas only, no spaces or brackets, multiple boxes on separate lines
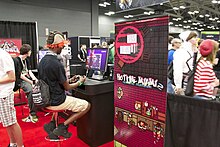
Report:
165,94,220,147
74,78,114,147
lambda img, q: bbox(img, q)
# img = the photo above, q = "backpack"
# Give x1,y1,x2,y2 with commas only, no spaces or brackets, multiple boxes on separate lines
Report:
32,79,51,108
184,52,198,96
167,61,174,81
12,57,23,92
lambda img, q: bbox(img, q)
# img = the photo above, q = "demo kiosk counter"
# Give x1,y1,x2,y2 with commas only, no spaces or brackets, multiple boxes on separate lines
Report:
165,93,220,147
74,78,114,147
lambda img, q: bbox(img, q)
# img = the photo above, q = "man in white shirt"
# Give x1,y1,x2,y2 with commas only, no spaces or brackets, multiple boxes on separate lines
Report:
0,48,23,147
173,31,198,95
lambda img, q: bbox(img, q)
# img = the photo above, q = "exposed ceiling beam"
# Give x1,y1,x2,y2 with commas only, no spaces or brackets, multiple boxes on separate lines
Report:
184,0,220,15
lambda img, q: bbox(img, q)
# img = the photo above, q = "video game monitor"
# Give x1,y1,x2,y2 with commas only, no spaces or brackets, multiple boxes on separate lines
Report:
86,48,109,80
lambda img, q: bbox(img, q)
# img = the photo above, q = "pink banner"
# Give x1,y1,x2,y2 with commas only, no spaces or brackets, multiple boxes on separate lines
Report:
0,38,22,57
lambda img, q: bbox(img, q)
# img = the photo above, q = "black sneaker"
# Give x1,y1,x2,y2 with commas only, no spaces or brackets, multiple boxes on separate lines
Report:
48,132,59,141
44,121,56,135
53,123,72,138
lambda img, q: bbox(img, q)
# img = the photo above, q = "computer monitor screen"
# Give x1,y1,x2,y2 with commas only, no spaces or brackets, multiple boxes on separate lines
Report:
38,49,48,63
86,48,108,72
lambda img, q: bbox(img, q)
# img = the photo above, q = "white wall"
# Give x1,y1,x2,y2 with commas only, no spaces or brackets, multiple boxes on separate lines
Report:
0,0,97,46
99,15,126,37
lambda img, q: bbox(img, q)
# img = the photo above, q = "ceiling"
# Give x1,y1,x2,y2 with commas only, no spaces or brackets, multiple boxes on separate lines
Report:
99,0,220,31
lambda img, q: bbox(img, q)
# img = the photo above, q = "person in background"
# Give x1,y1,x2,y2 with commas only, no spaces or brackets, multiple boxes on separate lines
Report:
0,48,24,147
173,31,198,95
168,35,174,50
194,39,219,99
78,44,87,63
40,31,91,139
18,44,39,123
77,44,87,75
167,38,182,94
108,39,115,64
101,41,108,48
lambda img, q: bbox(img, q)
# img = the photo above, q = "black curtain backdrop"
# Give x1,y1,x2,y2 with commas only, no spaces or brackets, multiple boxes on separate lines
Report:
165,94,220,147
0,21,37,69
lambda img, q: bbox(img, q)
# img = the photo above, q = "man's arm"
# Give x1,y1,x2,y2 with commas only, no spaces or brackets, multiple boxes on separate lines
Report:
0,70,15,84
20,73,33,84
63,76,86,90
28,70,38,81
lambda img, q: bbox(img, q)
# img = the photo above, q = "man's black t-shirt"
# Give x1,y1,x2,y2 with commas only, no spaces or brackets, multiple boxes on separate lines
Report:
38,55,66,106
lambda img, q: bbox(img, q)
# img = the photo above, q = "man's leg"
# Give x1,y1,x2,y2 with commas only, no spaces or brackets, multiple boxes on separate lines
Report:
64,103,91,125
6,123,23,147
21,80,38,123
0,93,23,147
6,126,16,146
47,96,91,138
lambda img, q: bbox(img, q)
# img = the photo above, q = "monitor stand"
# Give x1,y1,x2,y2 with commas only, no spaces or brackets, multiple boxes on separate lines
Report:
90,71,105,81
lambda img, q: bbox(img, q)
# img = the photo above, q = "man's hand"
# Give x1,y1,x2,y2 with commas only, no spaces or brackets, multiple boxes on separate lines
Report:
69,75,79,83
175,88,184,95
79,75,86,83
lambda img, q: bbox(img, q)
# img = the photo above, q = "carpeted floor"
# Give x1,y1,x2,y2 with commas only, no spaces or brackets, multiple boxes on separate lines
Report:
0,105,113,147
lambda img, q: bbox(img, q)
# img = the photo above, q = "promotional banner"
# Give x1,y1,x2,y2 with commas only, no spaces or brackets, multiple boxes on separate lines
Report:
0,38,22,57
201,31,220,41
114,16,168,146
116,0,169,12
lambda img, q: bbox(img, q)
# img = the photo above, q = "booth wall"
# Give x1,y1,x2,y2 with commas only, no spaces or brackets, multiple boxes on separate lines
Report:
0,0,98,46
98,15,125,37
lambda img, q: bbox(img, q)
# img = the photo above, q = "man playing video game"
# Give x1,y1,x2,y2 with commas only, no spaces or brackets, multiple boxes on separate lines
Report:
38,30,91,139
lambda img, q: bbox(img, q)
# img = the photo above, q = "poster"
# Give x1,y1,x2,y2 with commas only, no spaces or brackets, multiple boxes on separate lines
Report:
114,16,168,146
116,0,169,12
0,38,22,57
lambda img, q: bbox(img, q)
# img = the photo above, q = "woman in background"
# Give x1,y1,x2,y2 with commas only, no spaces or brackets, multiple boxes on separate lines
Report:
194,39,219,99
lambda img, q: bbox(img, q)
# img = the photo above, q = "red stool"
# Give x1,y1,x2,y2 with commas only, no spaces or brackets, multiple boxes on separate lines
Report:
42,108,67,147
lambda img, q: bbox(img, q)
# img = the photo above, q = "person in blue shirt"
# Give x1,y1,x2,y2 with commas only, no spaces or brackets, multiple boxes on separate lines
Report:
167,38,182,94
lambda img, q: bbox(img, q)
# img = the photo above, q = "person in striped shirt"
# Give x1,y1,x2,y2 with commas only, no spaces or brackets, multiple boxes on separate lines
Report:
194,39,219,99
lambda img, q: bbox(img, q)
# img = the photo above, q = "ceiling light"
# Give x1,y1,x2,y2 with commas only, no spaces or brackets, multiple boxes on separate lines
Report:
149,11,155,14
192,23,197,25
104,2,111,5
180,6,186,9
212,0,218,3
199,15,204,18
169,22,173,25
183,20,187,23
188,11,194,15
173,7,179,10
99,3,106,7
104,12,111,16
205,14,210,17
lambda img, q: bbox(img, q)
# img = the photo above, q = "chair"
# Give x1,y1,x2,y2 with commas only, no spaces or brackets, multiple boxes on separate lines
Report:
42,108,68,147
14,88,27,115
